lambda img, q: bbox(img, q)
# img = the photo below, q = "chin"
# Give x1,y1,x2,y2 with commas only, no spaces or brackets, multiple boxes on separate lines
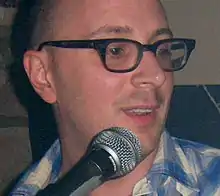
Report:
136,124,164,156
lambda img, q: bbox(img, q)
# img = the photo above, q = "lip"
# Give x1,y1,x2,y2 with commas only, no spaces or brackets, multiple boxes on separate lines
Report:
122,104,160,112
121,105,159,126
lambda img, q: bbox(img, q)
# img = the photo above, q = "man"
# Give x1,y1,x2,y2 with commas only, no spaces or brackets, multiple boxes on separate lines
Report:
10,0,220,195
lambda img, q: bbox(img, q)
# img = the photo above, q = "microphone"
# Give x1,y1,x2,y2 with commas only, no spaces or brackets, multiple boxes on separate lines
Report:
36,127,143,196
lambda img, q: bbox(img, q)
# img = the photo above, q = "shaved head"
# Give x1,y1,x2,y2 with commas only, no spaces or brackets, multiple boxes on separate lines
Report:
28,0,167,48
28,0,57,48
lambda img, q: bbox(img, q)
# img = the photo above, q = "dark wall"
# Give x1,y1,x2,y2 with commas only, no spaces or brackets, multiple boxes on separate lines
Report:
167,85,220,148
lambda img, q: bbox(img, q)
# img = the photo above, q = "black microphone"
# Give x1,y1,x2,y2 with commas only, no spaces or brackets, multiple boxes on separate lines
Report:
36,127,143,196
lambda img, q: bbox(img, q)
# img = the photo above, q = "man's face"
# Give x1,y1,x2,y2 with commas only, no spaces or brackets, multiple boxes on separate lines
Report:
42,0,173,155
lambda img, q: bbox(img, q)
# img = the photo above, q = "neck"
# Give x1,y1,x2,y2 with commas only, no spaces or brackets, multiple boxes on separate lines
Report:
59,132,90,177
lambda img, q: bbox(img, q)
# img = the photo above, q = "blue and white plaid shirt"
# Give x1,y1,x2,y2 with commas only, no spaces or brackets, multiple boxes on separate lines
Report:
10,131,220,196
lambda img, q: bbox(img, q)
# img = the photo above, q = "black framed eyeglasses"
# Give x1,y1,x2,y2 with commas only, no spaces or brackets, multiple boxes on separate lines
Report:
37,38,196,73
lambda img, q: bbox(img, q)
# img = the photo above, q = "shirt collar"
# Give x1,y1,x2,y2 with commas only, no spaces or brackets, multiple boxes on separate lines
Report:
48,131,201,195
147,131,200,193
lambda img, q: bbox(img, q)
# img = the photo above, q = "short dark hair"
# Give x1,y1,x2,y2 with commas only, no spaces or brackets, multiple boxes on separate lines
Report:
9,0,56,111
8,1,59,166
29,0,56,49
11,0,55,57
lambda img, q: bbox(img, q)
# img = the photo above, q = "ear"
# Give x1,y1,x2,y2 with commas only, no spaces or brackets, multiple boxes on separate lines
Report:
23,50,57,104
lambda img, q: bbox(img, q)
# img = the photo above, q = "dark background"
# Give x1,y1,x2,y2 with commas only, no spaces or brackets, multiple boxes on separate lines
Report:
0,0,18,7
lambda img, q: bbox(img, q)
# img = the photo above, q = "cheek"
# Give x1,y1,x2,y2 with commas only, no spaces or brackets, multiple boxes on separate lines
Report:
163,72,173,106
53,52,125,126
72,71,122,116
69,74,124,132
166,72,174,94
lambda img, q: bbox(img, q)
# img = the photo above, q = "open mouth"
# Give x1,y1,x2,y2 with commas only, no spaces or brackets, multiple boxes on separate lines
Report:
124,108,153,116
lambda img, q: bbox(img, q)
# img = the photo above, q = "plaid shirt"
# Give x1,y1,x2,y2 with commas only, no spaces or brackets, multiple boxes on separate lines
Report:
10,131,220,196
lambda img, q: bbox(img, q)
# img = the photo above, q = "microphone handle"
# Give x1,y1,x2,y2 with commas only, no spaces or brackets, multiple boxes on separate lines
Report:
36,149,115,196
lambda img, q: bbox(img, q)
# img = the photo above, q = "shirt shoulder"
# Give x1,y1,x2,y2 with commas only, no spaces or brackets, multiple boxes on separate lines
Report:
172,136,220,193
173,136,220,158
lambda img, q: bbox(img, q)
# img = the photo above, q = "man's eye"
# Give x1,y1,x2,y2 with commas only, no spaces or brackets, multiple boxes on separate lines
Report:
157,48,172,57
108,47,125,57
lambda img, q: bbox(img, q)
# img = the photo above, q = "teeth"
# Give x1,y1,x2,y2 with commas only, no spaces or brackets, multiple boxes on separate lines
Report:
127,108,153,115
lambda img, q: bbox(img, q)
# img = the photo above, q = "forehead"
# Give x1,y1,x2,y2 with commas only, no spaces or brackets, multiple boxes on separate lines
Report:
53,0,168,40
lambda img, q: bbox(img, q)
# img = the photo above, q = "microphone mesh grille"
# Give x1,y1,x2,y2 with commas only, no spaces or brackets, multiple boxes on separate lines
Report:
91,127,142,178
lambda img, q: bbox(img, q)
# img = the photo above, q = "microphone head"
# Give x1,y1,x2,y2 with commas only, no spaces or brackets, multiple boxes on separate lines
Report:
91,127,143,178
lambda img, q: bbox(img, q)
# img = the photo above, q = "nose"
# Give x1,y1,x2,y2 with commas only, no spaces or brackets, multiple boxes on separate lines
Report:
131,52,166,89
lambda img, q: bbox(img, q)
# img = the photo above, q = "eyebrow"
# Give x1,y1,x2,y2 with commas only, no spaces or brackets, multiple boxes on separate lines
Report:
86,25,173,41
87,25,134,38
148,28,173,42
